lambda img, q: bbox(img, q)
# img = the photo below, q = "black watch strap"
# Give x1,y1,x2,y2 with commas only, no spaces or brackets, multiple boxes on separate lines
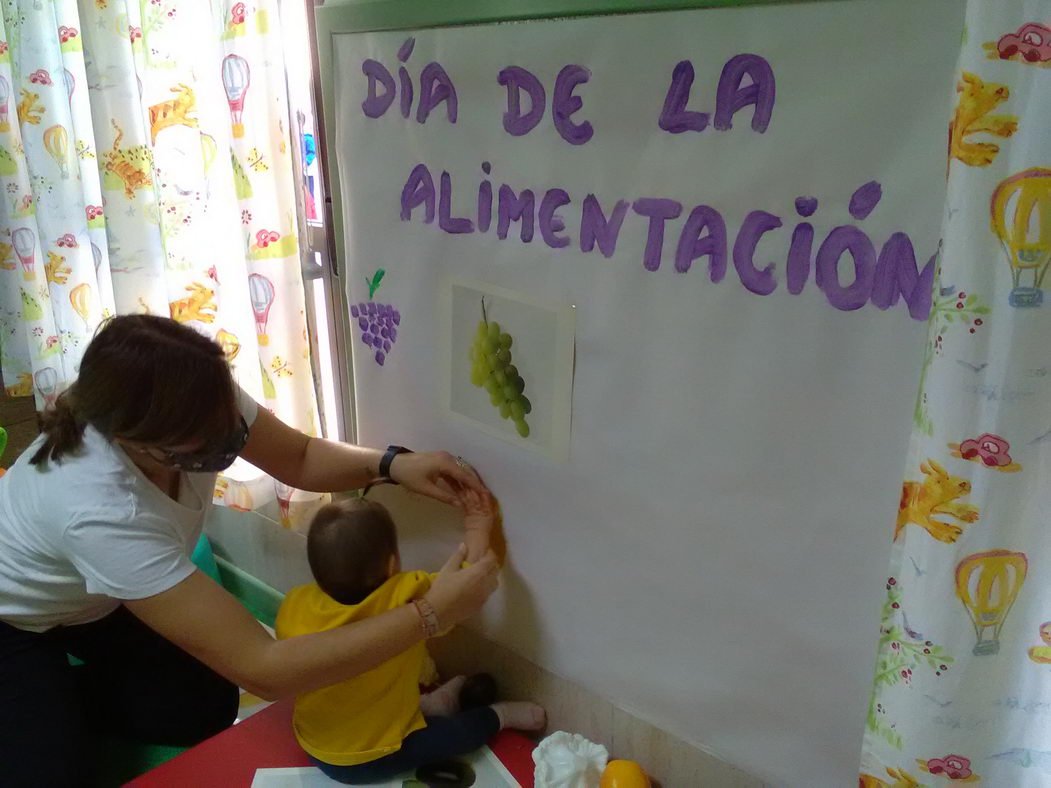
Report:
379,445,412,483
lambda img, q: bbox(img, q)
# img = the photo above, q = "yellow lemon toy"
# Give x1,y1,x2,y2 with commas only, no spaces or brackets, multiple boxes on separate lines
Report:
601,760,651,788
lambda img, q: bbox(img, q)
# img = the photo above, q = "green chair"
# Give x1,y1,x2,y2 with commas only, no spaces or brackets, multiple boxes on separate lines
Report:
191,531,223,585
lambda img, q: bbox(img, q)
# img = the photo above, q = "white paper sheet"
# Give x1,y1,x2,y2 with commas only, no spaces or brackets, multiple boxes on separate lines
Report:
250,746,520,787
332,2,964,783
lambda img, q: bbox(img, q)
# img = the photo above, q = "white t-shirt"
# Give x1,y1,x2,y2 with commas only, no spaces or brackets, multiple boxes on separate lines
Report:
0,388,258,632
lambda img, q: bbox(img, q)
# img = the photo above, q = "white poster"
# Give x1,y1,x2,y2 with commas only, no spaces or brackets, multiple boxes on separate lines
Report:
333,2,964,784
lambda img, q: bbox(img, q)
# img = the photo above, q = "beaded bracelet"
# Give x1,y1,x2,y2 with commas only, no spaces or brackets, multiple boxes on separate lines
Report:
412,598,441,637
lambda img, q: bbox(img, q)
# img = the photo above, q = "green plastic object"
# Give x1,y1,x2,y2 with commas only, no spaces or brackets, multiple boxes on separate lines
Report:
191,532,223,585
214,555,284,629
0,425,8,464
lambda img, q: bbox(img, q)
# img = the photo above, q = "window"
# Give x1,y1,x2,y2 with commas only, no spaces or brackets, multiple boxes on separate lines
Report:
280,0,351,443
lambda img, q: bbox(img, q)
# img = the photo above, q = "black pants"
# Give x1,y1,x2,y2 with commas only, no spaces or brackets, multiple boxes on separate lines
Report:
309,707,501,783
0,606,238,787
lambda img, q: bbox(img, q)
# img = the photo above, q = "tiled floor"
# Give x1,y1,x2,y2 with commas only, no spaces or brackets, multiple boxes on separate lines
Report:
0,379,38,464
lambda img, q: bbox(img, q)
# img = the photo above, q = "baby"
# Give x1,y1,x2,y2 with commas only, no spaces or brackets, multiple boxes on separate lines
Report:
276,489,545,783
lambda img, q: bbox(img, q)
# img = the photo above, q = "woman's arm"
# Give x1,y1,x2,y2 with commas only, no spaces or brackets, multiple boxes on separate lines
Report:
240,408,485,506
127,570,422,699
124,546,499,700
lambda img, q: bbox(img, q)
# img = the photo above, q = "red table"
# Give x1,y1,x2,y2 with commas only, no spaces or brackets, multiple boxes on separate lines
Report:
127,700,535,787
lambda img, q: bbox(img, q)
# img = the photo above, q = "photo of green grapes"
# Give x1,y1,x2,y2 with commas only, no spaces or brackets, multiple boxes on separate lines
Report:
467,300,532,438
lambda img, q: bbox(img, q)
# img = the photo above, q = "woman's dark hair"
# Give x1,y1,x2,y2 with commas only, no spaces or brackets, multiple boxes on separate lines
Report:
307,498,399,605
31,315,239,465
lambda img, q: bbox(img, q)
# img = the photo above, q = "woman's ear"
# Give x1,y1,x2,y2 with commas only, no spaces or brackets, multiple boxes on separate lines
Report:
388,552,400,576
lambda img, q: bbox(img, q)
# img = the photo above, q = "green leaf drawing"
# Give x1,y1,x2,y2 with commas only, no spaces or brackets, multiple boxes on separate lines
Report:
37,339,61,359
20,289,43,321
260,361,277,400
865,582,954,750
366,269,385,300
200,133,217,173
913,286,991,435
0,147,18,176
231,153,253,199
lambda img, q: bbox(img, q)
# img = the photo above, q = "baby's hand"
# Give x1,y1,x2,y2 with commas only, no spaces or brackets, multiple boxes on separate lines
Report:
458,487,495,562
459,486,494,520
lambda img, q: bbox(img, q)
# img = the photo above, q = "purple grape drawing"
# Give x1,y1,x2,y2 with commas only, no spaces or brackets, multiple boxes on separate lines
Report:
351,268,401,366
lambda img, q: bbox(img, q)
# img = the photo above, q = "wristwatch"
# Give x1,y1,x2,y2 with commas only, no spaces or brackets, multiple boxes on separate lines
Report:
378,444,412,483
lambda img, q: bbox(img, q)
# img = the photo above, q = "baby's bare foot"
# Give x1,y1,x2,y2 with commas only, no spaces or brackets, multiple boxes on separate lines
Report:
420,675,467,717
492,701,546,731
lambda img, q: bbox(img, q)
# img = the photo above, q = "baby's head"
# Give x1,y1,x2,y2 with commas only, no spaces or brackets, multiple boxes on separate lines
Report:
307,498,400,605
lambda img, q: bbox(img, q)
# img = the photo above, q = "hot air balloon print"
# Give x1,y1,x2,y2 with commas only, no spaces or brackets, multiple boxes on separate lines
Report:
274,481,294,526
0,74,9,132
956,550,1028,656
221,55,250,139
248,273,274,346
991,168,1051,307
34,367,58,410
200,132,217,173
11,227,36,281
70,283,92,330
43,125,71,179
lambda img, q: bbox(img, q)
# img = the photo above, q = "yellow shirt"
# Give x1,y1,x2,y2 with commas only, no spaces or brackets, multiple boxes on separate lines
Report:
275,571,435,766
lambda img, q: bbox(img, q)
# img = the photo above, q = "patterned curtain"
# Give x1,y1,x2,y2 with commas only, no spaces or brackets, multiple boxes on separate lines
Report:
0,0,321,526
861,4,1051,787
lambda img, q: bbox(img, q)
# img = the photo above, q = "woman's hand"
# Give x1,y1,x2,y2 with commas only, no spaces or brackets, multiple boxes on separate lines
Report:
390,451,489,507
425,544,500,627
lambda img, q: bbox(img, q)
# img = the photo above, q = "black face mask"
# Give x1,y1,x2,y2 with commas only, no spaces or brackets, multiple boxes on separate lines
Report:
152,418,249,472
